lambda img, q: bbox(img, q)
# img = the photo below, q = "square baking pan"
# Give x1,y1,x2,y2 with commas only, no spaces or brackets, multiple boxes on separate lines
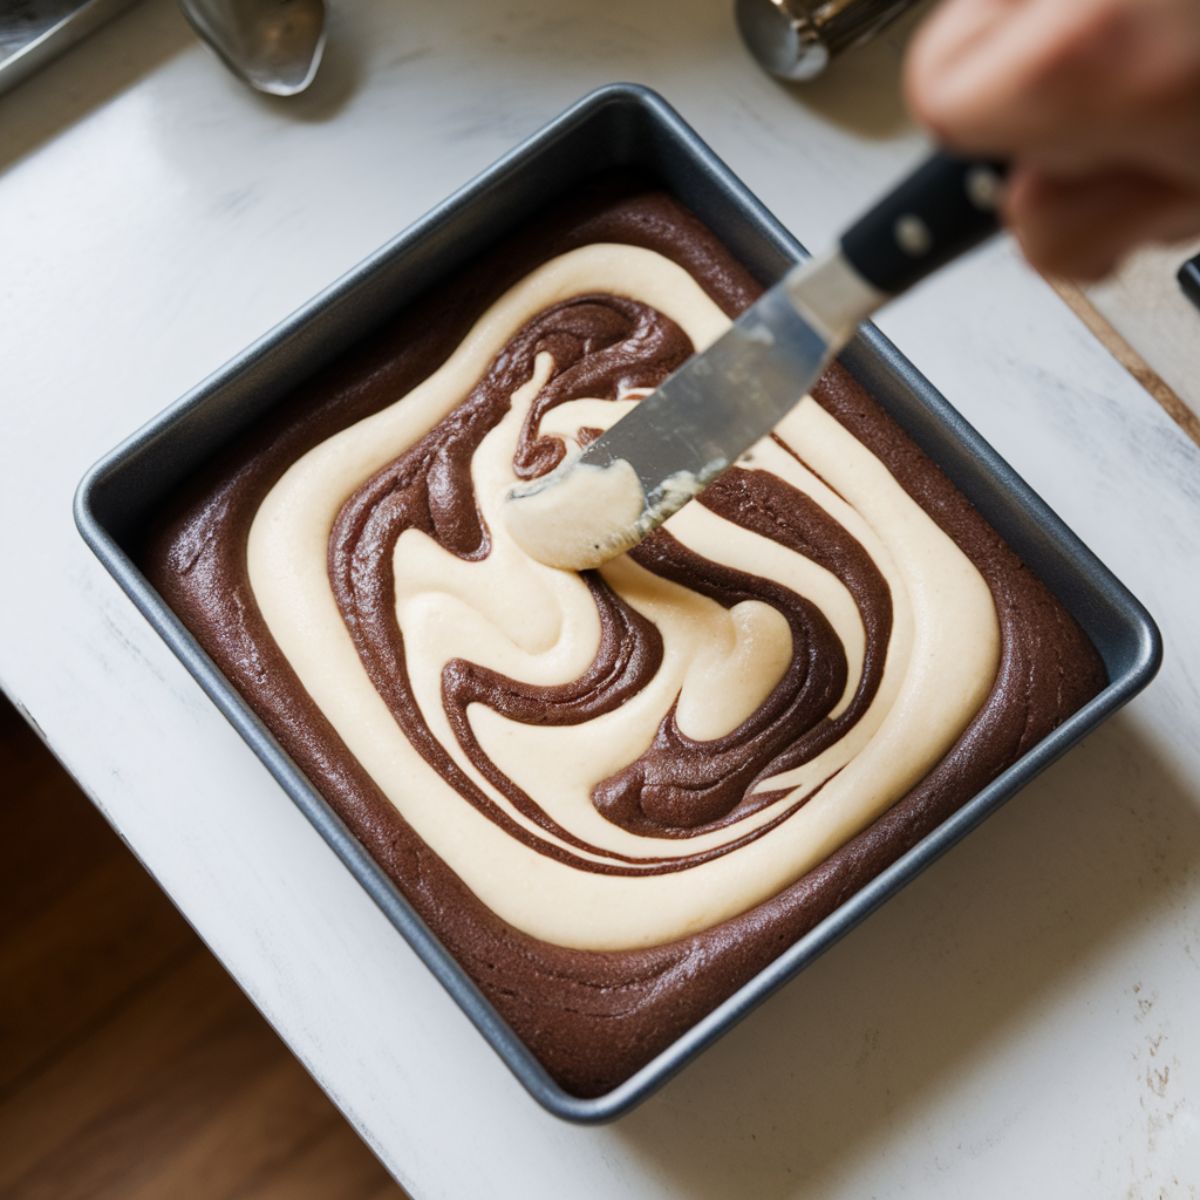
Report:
75,83,1162,1123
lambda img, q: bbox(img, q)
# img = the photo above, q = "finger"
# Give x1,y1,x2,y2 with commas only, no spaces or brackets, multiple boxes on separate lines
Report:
906,0,1043,148
906,0,1023,74
904,0,1022,136
907,0,1127,158
1005,166,1200,280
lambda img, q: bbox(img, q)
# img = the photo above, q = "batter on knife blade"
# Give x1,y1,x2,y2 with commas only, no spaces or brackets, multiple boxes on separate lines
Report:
141,182,1106,1096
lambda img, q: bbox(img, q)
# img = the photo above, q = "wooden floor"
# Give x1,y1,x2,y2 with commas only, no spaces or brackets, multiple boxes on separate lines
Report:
0,699,406,1200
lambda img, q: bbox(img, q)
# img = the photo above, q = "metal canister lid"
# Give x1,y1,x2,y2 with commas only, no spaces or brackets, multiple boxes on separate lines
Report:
736,0,920,81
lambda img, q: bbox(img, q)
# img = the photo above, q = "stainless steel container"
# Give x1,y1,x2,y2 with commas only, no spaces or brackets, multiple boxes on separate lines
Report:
737,0,921,80
75,84,1161,1123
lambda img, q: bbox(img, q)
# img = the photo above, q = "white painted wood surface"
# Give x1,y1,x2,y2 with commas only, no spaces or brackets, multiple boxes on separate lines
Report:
1083,239,1200,411
2,2,1198,1195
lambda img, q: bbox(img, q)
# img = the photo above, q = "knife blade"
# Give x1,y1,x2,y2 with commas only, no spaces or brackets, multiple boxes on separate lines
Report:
505,152,1007,571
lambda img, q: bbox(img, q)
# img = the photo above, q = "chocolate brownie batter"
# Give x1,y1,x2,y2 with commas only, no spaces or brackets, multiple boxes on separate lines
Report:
141,180,1106,1097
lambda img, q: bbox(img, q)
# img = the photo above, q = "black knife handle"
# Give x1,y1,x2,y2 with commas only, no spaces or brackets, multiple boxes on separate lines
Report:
840,153,1010,296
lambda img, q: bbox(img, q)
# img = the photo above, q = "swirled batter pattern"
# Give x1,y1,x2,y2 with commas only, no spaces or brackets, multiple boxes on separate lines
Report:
245,245,1001,951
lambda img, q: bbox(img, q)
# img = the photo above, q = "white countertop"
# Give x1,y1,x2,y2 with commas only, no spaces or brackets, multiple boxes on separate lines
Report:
3,2,1199,1195
1084,239,1200,412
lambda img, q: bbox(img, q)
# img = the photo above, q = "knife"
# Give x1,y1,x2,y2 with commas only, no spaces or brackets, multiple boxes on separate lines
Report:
504,152,1008,571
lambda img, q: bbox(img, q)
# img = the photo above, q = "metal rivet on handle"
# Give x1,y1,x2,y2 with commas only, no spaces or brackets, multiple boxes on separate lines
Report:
895,214,932,256
966,165,1004,211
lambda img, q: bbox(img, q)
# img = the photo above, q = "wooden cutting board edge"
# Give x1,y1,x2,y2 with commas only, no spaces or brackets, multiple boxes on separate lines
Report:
1051,277,1200,449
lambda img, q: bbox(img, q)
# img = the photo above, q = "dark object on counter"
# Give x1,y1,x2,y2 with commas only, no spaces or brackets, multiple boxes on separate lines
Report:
1179,253,1200,311
736,0,919,80
0,0,138,95
76,84,1161,1123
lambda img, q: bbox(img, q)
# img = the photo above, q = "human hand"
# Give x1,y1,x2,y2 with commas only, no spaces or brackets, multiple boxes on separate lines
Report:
905,0,1200,279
